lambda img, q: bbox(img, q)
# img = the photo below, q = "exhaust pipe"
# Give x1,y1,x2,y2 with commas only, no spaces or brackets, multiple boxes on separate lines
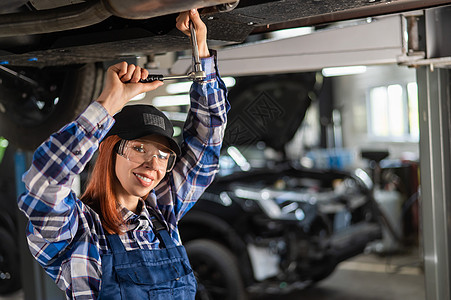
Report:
103,0,234,19
0,1,111,37
0,0,234,37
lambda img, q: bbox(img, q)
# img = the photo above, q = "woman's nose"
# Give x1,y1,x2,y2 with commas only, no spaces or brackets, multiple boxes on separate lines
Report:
143,155,160,170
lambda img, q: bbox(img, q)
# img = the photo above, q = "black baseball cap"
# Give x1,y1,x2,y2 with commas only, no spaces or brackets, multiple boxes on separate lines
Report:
104,104,181,156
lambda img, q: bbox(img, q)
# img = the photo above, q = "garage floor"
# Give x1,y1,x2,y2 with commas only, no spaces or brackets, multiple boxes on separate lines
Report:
1,248,424,300
252,247,425,300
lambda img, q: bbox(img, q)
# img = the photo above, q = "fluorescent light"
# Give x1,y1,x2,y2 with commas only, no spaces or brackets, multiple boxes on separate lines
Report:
173,126,182,137
163,111,188,122
322,66,367,77
155,77,238,107
269,27,313,39
223,77,236,88
152,95,190,107
165,77,236,94
131,92,146,101
227,146,251,171
166,82,192,94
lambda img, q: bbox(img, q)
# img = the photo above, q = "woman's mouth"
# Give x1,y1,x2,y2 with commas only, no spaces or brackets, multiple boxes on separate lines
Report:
134,173,153,186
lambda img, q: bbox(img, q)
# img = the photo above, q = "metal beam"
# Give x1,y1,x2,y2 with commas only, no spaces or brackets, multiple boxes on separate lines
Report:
173,14,405,76
416,6,451,300
252,0,451,33
417,66,451,300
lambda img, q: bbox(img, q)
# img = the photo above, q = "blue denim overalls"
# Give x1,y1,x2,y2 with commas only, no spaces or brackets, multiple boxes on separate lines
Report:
98,216,197,299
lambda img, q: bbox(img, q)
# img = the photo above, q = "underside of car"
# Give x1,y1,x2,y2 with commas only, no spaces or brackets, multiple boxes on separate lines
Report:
0,0,450,66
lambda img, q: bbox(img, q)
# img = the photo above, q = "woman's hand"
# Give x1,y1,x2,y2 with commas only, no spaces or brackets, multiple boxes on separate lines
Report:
96,62,164,116
176,9,210,58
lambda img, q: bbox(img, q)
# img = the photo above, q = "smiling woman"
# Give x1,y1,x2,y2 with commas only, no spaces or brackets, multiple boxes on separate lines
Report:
16,10,230,300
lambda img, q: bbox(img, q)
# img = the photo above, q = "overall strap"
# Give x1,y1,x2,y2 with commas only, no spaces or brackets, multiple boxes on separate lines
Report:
150,215,176,249
106,234,127,254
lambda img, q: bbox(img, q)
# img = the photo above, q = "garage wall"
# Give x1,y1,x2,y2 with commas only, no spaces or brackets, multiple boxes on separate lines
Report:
333,64,419,166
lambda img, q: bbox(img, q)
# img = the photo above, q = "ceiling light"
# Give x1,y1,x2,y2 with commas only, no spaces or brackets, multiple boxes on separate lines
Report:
152,95,190,107
130,92,146,101
165,82,191,94
165,77,236,94
268,27,313,39
223,77,236,88
322,66,367,77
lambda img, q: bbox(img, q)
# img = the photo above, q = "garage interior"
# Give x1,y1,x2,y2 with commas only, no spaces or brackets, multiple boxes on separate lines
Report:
1,1,451,300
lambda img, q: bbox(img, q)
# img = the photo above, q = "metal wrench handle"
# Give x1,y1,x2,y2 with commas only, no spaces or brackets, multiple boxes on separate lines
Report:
139,19,206,83
190,20,202,74
139,74,190,82
138,71,205,83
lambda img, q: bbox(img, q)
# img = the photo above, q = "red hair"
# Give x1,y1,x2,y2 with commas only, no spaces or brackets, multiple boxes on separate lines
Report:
81,135,123,234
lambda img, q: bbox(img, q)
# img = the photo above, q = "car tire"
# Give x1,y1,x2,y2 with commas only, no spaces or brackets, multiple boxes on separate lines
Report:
0,63,103,150
0,227,21,295
311,258,337,283
185,239,246,300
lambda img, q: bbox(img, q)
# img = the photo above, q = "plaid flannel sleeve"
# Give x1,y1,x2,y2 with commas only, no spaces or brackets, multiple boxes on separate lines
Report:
156,51,230,224
17,101,114,271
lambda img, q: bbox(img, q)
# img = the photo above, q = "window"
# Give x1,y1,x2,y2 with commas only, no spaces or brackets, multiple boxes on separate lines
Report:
367,82,419,141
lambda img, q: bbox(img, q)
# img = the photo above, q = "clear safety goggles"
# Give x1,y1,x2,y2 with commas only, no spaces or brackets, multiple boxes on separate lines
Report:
116,139,177,172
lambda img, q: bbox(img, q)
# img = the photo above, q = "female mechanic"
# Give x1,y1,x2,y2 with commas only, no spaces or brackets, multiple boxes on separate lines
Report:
18,9,229,299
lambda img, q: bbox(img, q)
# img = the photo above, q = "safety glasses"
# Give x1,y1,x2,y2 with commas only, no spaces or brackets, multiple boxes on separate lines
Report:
116,139,177,172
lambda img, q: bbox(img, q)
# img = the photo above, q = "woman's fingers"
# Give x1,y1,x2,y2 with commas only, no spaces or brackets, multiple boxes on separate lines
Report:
97,62,164,115
123,65,164,92
141,68,149,81
110,61,128,79
112,63,149,84
189,9,207,38
176,9,210,58
130,66,142,83
175,11,190,35
176,9,206,36
111,62,160,87
141,80,164,93
119,64,136,82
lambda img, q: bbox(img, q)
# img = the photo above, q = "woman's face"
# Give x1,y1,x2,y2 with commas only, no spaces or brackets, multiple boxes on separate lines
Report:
114,135,171,200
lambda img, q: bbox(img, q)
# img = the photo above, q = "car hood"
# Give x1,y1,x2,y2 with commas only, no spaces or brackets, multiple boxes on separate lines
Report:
223,72,317,151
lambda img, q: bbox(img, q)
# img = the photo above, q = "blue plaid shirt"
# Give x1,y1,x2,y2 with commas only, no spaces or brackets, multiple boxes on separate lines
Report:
18,54,229,299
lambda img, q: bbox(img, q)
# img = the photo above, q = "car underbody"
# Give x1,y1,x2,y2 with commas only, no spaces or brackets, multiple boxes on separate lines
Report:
1,0,450,67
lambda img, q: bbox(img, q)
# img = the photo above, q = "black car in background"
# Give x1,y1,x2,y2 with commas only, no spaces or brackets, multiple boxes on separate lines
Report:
172,73,384,300
180,149,382,300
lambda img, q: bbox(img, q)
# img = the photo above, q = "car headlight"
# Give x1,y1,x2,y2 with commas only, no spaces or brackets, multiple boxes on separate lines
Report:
233,186,315,221
354,168,373,191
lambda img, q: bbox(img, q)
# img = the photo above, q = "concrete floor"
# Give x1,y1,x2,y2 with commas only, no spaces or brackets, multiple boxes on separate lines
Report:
255,248,425,300
1,249,424,300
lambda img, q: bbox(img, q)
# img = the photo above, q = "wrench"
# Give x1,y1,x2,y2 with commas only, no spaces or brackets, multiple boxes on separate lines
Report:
140,21,206,83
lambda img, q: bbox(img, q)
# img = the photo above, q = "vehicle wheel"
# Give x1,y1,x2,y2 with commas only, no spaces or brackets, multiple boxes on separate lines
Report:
185,239,246,300
0,227,21,295
0,63,103,150
310,256,337,283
